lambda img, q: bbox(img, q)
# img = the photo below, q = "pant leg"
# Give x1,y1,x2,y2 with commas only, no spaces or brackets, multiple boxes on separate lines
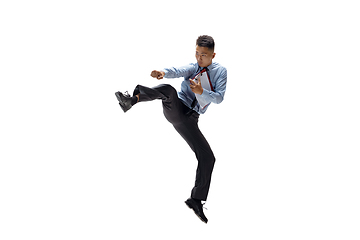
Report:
133,84,169,102
133,84,215,200
173,114,216,201
133,84,188,124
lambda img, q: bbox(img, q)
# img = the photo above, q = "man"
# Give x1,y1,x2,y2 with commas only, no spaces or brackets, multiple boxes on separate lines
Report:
115,35,227,223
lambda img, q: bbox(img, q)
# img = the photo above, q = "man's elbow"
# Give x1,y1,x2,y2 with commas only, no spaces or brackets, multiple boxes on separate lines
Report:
214,95,224,104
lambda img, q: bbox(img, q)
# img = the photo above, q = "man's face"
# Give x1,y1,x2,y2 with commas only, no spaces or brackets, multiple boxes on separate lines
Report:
195,45,215,68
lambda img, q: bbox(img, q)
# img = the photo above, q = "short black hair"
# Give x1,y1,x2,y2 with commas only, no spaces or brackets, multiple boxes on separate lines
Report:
196,35,215,52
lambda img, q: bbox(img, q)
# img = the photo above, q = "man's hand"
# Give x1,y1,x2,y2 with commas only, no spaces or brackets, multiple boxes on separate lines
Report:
189,79,203,95
151,70,165,80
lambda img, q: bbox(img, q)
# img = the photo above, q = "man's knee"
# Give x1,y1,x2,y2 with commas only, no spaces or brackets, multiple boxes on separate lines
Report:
157,84,176,92
154,84,177,100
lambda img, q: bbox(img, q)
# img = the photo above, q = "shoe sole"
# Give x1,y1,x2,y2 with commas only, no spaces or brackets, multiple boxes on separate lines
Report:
185,201,208,224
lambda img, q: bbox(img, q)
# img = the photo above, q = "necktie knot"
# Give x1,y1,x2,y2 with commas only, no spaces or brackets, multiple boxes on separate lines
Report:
198,66,209,73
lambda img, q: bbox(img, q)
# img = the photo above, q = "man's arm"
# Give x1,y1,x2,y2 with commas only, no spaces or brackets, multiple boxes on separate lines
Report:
197,68,227,104
151,63,196,80
161,63,197,79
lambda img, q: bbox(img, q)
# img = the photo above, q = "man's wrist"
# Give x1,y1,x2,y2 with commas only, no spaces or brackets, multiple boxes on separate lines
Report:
161,70,167,78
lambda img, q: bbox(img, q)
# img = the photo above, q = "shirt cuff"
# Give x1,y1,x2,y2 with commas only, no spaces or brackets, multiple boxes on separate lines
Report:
199,88,211,102
162,69,169,77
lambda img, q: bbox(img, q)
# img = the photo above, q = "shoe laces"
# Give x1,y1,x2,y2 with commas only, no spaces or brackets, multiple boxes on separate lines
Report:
123,91,131,98
202,202,208,210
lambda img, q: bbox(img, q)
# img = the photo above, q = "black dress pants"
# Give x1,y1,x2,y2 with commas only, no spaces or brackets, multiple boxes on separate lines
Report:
133,84,216,201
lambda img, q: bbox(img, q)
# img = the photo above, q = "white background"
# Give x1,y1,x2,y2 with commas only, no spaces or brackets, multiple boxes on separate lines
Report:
1,0,359,239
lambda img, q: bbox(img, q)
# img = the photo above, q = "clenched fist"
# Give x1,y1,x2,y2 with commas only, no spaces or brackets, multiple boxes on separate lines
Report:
151,70,165,80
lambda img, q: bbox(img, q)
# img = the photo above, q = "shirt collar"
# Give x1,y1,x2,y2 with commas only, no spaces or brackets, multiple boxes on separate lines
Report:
206,62,215,72
197,62,215,72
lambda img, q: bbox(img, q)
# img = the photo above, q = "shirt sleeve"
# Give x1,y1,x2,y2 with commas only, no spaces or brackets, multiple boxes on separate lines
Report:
198,68,227,104
162,63,197,79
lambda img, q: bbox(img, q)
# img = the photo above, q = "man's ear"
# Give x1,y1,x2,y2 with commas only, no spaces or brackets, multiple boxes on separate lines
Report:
212,52,216,59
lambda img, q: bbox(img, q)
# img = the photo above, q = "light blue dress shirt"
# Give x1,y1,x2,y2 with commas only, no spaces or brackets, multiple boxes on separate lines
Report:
162,62,227,114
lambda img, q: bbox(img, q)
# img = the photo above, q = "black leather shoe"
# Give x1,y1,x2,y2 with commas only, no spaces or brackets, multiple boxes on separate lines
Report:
185,198,208,223
115,91,132,113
